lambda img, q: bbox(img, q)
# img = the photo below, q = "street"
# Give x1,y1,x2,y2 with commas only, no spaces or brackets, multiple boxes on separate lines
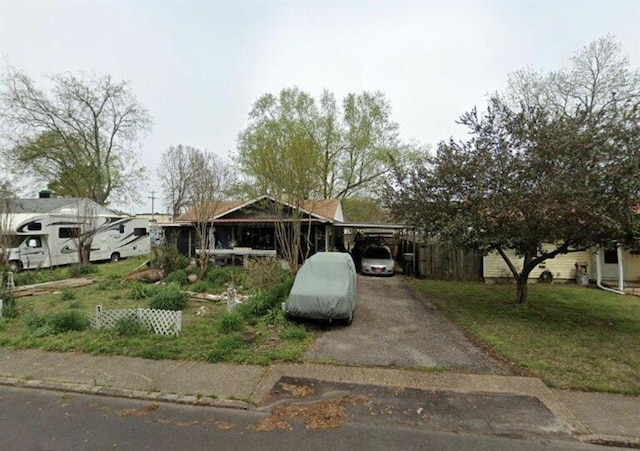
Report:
0,386,617,451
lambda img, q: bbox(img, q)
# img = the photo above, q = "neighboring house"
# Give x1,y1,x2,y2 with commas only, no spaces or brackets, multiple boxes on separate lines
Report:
161,195,345,260
483,246,640,285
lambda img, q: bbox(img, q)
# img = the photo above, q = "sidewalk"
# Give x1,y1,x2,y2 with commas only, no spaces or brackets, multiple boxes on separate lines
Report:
0,348,638,448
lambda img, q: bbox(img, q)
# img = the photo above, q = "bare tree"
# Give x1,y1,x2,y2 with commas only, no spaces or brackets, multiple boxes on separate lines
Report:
188,150,234,278
158,145,197,220
505,34,640,119
0,68,152,205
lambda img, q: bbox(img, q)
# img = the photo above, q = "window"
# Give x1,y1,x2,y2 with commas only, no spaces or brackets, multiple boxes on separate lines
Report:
604,249,618,264
27,222,42,231
58,227,79,239
133,227,148,237
363,246,391,260
25,237,42,248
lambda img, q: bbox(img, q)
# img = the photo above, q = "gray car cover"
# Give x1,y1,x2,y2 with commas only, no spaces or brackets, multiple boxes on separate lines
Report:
284,252,357,320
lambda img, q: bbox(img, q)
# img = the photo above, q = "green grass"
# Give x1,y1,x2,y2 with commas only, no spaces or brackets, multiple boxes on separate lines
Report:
412,280,640,394
0,256,315,365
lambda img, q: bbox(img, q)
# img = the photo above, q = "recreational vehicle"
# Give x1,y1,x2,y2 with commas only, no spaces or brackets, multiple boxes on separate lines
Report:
7,215,150,271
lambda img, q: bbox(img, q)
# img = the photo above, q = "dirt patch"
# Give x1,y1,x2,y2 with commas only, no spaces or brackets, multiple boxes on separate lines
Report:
254,395,369,431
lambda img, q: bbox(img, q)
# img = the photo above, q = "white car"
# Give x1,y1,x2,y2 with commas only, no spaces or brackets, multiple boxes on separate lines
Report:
361,246,395,276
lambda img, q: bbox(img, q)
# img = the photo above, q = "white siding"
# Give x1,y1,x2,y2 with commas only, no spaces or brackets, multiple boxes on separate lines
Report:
484,247,594,280
590,250,640,282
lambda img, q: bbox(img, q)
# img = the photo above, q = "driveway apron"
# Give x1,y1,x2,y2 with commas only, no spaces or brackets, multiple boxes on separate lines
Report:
304,275,510,374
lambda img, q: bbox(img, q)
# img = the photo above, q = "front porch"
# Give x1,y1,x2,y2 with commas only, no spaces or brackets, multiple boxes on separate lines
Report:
163,221,341,266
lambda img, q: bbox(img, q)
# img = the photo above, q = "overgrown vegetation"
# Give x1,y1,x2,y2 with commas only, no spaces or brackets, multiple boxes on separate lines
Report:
148,283,189,311
114,315,149,337
412,280,640,394
67,263,99,278
0,287,17,318
0,256,314,366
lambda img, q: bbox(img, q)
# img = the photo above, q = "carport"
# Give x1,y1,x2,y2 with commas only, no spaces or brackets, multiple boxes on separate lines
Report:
332,222,417,275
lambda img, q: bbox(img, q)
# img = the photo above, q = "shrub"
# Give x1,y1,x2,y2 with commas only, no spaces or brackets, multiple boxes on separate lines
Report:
158,244,190,275
206,335,247,363
238,275,294,320
13,271,37,286
130,282,158,300
148,284,189,311
164,269,189,286
190,280,210,293
67,264,98,278
246,257,287,291
219,312,245,334
0,288,17,319
115,315,149,337
49,310,89,333
23,312,53,337
60,289,76,301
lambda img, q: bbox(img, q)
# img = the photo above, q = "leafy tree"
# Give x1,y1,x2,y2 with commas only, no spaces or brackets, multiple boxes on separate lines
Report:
341,197,389,223
388,37,640,304
0,69,152,205
236,87,400,200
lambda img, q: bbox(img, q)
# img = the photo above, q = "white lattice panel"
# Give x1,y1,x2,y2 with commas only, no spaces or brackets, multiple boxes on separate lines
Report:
92,306,182,336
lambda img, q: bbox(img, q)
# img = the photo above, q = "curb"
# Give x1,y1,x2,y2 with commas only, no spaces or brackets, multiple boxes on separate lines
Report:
578,434,640,449
0,376,254,411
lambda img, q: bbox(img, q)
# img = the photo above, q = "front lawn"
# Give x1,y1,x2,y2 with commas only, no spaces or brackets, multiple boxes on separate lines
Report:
412,280,640,394
0,257,316,365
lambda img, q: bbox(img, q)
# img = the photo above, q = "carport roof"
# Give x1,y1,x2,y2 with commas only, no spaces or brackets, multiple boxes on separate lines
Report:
332,222,411,230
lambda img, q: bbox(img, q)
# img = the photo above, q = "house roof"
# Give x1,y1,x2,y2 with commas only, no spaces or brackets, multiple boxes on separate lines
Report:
176,200,244,222
302,199,343,222
176,196,343,224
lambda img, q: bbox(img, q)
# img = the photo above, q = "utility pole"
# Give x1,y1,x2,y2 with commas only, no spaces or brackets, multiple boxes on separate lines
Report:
148,191,156,223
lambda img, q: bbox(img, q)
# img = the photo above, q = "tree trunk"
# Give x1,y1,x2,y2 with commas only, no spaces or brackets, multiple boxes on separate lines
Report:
516,277,528,304
79,242,91,265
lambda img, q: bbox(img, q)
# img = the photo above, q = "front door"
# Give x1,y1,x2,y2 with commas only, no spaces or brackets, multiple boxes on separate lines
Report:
21,236,47,269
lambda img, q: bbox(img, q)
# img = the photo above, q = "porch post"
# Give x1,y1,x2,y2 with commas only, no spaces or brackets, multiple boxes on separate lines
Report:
617,245,624,292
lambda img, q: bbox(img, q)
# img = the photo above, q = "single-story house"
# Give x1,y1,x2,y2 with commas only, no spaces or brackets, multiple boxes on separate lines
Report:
161,195,346,262
483,245,640,288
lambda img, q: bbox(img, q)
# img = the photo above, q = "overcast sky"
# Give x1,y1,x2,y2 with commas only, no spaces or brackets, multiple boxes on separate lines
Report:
1,0,639,213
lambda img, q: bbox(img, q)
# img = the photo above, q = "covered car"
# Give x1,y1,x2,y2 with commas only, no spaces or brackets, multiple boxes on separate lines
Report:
361,245,395,276
283,252,357,325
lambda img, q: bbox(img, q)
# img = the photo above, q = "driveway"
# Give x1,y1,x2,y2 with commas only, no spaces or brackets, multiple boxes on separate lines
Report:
304,275,510,374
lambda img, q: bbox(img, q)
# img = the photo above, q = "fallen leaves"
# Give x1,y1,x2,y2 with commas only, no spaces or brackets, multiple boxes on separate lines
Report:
254,395,369,432
116,403,159,417
280,382,315,399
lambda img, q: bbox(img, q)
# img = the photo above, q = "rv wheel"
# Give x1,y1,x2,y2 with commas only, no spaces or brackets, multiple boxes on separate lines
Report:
110,253,121,262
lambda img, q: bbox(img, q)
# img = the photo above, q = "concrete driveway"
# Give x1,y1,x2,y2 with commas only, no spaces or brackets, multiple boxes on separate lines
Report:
304,275,511,374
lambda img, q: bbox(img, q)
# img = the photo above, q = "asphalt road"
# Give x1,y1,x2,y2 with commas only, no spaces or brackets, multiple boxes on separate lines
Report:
304,275,510,373
0,386,614,451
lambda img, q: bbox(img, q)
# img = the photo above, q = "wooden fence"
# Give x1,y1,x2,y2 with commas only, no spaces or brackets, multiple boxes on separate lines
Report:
397,239,483,281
